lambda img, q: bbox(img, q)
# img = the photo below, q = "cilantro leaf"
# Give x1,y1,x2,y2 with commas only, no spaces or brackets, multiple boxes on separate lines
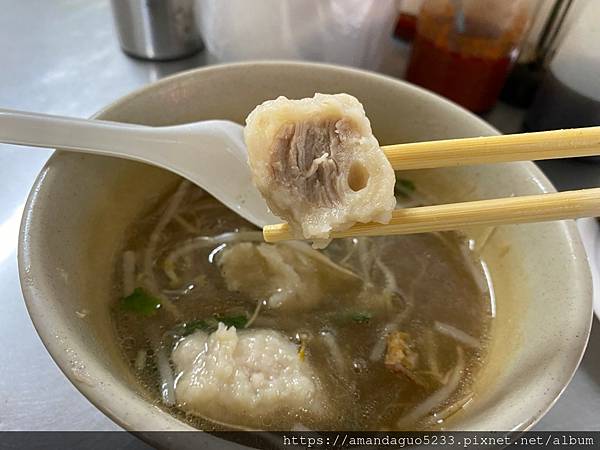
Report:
120,288,161,316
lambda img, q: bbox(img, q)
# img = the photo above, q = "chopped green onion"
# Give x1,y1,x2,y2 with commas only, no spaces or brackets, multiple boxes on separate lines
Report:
120,287,161,316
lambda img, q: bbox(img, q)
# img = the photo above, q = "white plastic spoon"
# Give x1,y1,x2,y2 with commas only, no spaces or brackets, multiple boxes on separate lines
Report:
0,109,278,227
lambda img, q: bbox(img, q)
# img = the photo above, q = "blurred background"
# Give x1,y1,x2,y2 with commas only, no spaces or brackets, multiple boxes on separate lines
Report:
0,0,599,434
108,0,598,133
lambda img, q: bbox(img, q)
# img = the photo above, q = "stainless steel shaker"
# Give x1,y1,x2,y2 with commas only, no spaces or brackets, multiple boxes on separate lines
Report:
110,0,203,61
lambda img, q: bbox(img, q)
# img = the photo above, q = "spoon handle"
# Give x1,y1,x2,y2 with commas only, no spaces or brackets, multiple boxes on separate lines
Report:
0,108,176,159
0,108,278,227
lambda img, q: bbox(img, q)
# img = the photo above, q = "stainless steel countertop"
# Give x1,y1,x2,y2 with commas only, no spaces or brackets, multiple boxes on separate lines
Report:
1,0,598,432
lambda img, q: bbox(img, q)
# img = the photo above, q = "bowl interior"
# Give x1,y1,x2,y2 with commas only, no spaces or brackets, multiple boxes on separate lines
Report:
20,62,592,432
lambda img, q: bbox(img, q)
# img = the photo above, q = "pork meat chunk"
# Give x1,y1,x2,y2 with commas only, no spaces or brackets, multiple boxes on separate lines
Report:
172,324,323,426
245,93,396,246
217,241,361,309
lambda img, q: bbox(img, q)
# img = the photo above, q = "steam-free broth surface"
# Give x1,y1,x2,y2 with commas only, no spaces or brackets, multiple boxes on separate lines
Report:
112,180,492,431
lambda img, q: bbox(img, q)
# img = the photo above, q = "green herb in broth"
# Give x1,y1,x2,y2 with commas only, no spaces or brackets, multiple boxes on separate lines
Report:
349,312,372,323
215,314,249,329
175,318,214,336
394,178,416,198
175,314,249,336
120,287,161,316
112,181,492,431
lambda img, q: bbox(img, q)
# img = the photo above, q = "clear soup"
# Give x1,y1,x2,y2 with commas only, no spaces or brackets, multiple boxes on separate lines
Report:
112,180,493,431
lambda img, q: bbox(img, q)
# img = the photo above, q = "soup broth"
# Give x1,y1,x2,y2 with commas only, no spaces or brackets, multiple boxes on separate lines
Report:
112,180,493,431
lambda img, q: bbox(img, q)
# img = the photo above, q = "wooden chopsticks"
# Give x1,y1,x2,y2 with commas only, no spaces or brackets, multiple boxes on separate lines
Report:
263,188,600,243
381,126,600,170
262,126,600,243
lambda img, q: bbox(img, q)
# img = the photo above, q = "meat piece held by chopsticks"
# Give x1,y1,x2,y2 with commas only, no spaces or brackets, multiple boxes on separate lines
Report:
244,93,396,247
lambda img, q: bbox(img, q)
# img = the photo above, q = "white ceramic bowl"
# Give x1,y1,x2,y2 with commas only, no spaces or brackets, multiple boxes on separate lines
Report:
19,62,593,436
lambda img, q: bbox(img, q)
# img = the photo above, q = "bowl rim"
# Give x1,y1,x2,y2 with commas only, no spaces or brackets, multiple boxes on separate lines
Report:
18,60,593,433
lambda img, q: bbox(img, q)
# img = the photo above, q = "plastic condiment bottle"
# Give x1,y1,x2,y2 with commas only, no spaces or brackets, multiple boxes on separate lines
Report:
406,0,537,113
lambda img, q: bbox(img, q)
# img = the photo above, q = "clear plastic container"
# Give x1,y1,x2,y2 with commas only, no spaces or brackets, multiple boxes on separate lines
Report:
195,0,397,70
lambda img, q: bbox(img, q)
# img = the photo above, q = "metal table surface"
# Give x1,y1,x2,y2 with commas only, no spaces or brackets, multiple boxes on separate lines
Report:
1,0,598,433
